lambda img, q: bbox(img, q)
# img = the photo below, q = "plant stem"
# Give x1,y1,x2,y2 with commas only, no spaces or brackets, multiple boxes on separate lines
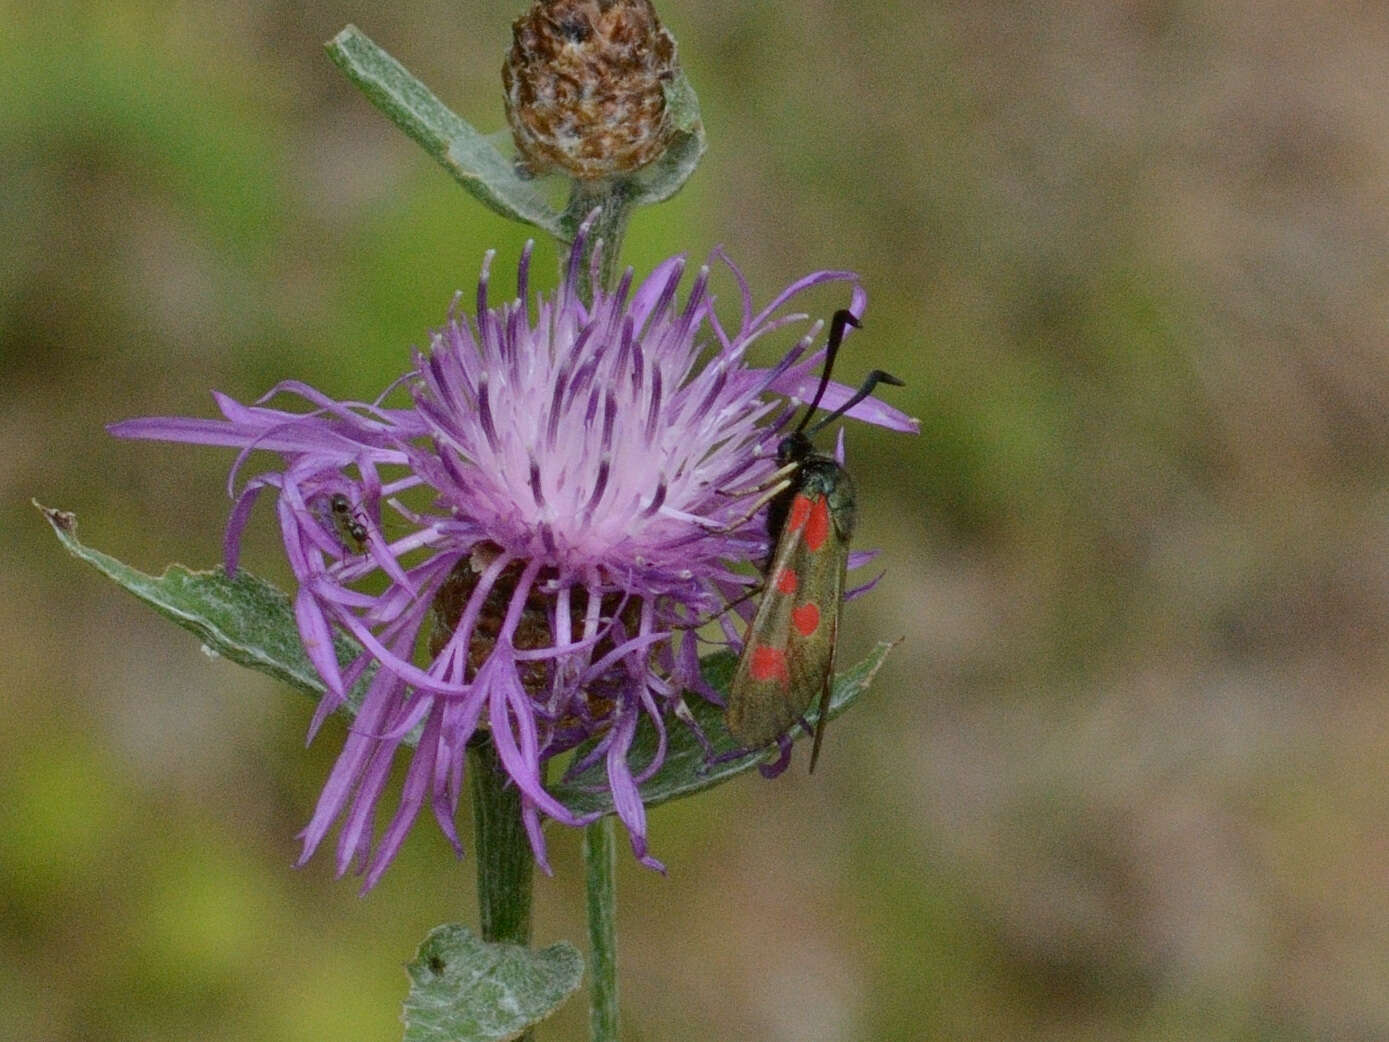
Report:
469,736,534,947
557,173,630,1042
561,179,636,300
583,816,619,1042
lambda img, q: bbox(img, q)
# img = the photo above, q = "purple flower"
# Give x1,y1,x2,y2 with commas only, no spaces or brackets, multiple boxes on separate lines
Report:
110,221,915,889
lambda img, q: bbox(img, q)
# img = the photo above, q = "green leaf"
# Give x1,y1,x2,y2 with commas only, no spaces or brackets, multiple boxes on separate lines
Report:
37,501,372,719
41,498,893,811
627,66,706,208
402,925,583,1042
551,641,898,816
325,25,562,236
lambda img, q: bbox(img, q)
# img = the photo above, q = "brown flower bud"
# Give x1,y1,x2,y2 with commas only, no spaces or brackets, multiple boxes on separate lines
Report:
502,0,680,181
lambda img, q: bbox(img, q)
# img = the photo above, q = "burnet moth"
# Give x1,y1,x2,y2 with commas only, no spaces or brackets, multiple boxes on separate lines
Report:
726,310,904,770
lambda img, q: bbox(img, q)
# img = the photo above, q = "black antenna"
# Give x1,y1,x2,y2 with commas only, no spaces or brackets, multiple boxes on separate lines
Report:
792,309,906,440
794,309,860,435
804,368,905,439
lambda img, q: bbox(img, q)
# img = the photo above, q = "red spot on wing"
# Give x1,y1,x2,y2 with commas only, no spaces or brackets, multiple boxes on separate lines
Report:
792,602,821,636
804,496,831,551
749,644,791,685
787,494,812,532
774,568,798,595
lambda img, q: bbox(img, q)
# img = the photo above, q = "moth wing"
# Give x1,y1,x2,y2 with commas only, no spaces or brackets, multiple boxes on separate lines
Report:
804,549,846,771
727,490,848,751
726,520,807,747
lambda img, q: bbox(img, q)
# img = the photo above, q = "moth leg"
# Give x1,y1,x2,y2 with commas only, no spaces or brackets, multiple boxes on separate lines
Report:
693,462,799,534
668,581,765,631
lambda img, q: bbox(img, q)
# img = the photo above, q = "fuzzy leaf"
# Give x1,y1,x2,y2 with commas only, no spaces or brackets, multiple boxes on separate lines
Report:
43,499,893,811
37,501,371,717
402,925,583,1042
325,25,562,236
551,641,898,816
627,66,706,207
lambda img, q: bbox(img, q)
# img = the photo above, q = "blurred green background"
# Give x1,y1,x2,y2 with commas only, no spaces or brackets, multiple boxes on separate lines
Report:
4,1,1387,1039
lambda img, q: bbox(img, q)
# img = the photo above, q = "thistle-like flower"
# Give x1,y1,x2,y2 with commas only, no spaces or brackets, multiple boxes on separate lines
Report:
109,221,913,889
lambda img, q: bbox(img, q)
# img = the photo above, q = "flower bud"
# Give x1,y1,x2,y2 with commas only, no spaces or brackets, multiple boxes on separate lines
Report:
502,0,679,180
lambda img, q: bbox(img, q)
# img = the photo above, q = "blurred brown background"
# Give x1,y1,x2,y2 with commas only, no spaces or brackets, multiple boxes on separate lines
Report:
4,1,1387,1039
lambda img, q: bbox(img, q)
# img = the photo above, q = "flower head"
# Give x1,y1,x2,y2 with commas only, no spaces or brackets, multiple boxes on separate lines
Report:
503,0,680,180
110,220,914,889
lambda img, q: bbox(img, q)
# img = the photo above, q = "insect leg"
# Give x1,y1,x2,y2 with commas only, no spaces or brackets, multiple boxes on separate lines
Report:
697,466,797,534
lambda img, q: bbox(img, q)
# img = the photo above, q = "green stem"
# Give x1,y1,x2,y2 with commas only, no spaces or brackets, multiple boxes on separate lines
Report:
583,816,619,1042
561,179,637,300
468,737,534,947
557,178,629,1041
555,172,633,1042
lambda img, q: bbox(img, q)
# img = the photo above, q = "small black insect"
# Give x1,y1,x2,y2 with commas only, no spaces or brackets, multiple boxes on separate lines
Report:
329,492,368,549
